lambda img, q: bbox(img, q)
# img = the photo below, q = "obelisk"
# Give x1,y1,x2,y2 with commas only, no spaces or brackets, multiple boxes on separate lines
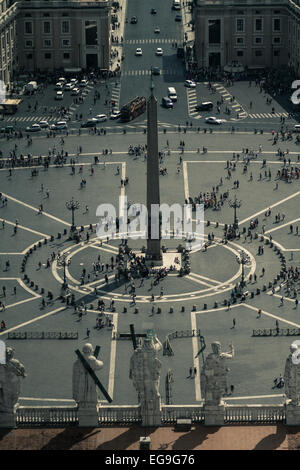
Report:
146,72,162,261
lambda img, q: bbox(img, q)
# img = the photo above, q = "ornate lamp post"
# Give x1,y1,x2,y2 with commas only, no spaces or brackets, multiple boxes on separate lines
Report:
236,250,251,289
57,253,71,290
66,197,80,232
228,195,241,230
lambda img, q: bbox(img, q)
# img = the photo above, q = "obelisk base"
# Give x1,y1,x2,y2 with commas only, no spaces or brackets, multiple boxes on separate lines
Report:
77,404,99,427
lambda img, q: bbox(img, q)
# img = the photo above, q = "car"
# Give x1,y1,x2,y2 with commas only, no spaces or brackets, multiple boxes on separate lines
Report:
110,110,121,120
162,97,173,108
79,79,88,87
55,82,64,90
175,14,182,21
195,101,213,111
39,121,49,128
94,114,107,122
151,8,157,14
56,121,68,129
135,48,142,56
152,67,161,75
130,16,137,24
71,87,80,96
205,116,222,125
154,27,160,34
55,91,64,100
58,77,66,84
64,83,74,91
156,47,163,56
294,124,300,132
26,123,41,132
185,80,196,88
70,78,78,85
81,119,98,128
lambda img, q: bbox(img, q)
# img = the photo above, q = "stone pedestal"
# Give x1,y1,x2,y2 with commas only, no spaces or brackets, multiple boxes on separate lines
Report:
77,405,99,427
139,436,151,450
203,403,225,426
141,401,162,427
286,403,300,426
0,409,17,428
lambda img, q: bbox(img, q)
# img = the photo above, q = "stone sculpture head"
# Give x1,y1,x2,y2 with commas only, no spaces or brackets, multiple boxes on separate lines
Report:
6,346,14,361
82,343,93,355
211,341,221,355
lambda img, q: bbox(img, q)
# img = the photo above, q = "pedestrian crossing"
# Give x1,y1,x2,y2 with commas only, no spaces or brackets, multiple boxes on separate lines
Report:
125,38,180,45
111,82,121,110
4,115,57,123
248,112,289,119
212,82,247,118
123,69,181,76
186,88,201,119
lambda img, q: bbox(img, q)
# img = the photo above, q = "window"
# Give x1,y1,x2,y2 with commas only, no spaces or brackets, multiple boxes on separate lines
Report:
273,37,281,44
61,20,70,34
274,49,280,56
43,21,51,34
255,50,262,57
236,18,244,33
44,39,52,47
236,10,244,14
255,18,263,32
236,37,244,44
237,50,244,57
255,37,263,44
62,39,71,47
26,53,33,59
44,52,51,59
85,20,98,45
43,13,50,17
273,18,281,31
24,21,33,34
274,10,281,13
63,52,70,60
25,39,33,48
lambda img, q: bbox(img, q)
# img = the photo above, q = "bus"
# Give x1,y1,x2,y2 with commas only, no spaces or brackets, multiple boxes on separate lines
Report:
120,96,146,122
0,99,22,115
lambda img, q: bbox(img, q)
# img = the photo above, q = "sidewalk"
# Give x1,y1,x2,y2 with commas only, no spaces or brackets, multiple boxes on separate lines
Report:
109,0,128,74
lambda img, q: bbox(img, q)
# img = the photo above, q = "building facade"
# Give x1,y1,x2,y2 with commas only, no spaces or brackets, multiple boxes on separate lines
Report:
194,0,289,70
17,0,111,73
0,0,18,85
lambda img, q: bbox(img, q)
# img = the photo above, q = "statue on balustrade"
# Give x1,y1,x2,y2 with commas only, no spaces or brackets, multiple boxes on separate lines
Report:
129,335,162,426
72,343,104,407
284,342,300,406
201,341,234,406
0,346,26,412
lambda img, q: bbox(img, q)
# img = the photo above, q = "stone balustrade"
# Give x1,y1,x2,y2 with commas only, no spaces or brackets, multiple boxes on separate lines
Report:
224,404,286,424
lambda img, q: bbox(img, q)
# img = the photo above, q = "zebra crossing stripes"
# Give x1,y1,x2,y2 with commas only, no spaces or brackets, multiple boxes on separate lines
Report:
125,38,180,45
123,69,181,76
248,112,289,119
111,82,121,109
5,115,57,123
186,88,200,118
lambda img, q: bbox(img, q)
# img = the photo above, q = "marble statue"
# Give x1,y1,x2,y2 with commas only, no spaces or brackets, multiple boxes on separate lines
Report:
0,346,26,412
284,342,300,406
72,343,104,407
201,341,234,406
129,335,162,426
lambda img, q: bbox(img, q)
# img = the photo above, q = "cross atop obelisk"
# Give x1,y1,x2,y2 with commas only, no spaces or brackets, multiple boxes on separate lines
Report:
146,69,162,261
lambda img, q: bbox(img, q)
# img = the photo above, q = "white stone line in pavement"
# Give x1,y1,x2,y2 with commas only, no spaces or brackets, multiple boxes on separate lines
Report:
0,276,41,299
190,272,223,285
182,161,189,200
239,191,300,226
223,394,285,401
264,217,300,234
19,397,76,402
2,295,40,311
0,217,50,239
0,306,66,337
191,311,202,401
1,192,71,227
243,303,300,328
186,274,215,288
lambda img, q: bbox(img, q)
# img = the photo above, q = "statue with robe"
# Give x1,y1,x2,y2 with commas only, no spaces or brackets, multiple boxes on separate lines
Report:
0,346,26,413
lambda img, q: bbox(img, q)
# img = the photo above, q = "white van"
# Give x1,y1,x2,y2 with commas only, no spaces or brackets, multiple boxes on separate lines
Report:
172,0,181,10
168,87,177,102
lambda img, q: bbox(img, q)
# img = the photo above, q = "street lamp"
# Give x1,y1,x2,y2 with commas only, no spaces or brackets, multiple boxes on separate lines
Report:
236,250,251,289
66,197,80,232
57,253,71,290
228,195,241,230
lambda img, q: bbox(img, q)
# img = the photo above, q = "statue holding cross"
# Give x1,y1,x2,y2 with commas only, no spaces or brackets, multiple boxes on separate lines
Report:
72,343,104,407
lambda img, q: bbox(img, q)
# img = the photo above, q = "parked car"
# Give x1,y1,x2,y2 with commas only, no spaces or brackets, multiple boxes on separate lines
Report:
65,83,74,91
151,8,157,14
26,123,41,132
39,121,49,128
185,80,196,88
195,102,213,111
94,114,107,122
110,110,121,120
175,14,182,21
152,67,161,75
71,87,80,96
205,116,222,125
79,79,88,87
135,48,143,56
55,91,64,100
55,82,64,90
131,16,137,23
156,47,163,56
